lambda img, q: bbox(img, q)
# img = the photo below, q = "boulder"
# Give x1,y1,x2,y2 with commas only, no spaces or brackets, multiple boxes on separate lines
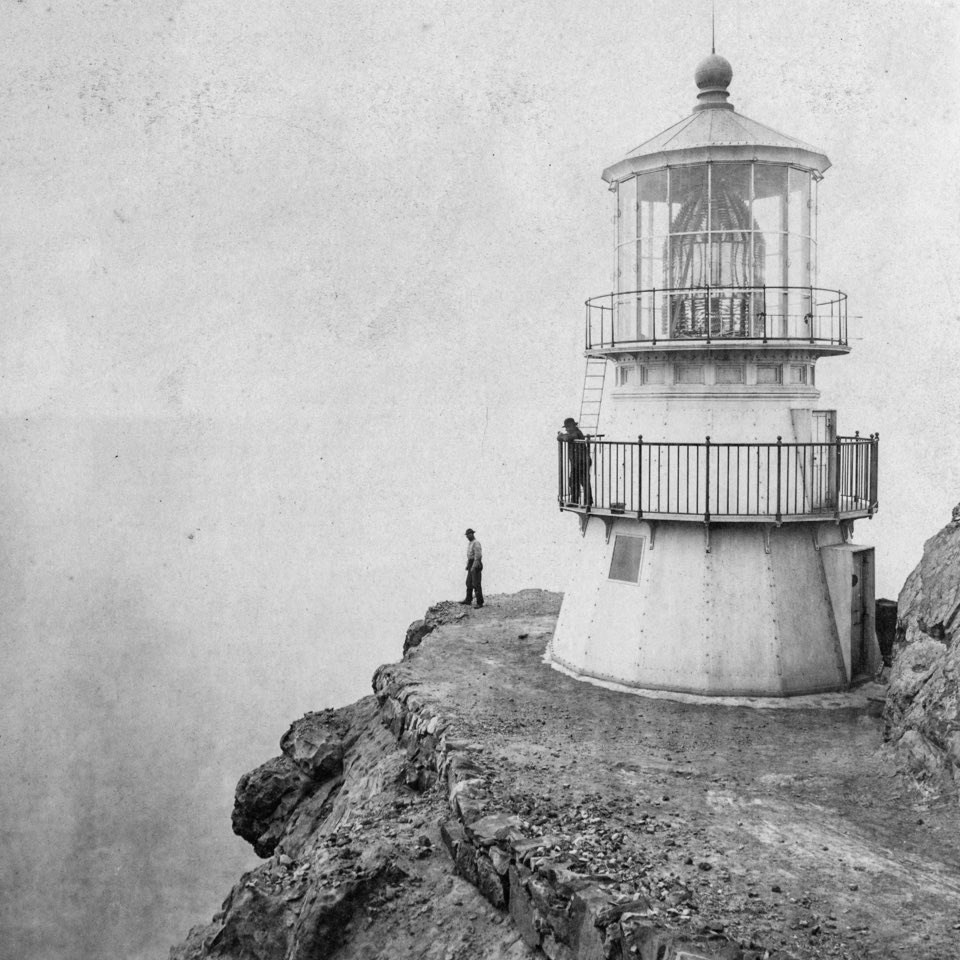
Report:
464,811,525,847
232,756,314,857
280,710,348,780
403,619,431,655
401,601,469,656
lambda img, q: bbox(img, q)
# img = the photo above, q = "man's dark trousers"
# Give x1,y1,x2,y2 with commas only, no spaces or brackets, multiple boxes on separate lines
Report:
465,562,483,606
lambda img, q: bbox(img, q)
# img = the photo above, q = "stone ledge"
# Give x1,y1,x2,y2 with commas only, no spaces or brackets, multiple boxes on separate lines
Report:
373,658,759,960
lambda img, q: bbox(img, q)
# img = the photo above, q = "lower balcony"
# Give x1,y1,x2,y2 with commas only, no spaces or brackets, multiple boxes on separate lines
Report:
557,434,878,523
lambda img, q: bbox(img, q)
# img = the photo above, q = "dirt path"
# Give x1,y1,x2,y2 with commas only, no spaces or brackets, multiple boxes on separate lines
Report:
404,591,960,960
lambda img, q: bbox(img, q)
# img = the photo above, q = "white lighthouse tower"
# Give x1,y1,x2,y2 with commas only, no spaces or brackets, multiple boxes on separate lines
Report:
550,54,882,697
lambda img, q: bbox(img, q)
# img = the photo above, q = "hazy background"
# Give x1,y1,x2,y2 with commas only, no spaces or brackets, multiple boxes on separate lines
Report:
0,1,957,957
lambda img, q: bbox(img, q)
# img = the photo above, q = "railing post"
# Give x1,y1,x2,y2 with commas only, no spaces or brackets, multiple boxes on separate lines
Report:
833,435,842,519
775,436,783,524
869,432,879,516
853,430,862,509
585,437,593,514
585,301,590,350
704,436,711,523
557,437,565,509
637,435,644,519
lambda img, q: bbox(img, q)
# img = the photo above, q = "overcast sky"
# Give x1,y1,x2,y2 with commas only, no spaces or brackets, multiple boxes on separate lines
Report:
1,1,957,589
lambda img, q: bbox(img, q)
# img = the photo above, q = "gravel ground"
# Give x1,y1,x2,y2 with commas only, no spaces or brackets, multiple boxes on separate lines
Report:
402,590,960,960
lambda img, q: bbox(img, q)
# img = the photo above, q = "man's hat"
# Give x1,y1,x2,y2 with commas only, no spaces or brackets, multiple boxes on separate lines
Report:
465,528,475,535
563,417,578,427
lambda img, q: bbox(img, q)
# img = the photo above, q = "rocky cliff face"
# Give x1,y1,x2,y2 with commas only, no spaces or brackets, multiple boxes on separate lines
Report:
172,692,526,960
172,590,960,960
884,517,960,797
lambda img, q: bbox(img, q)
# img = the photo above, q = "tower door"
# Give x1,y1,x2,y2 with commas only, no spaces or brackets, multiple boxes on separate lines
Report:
812,410,837,508
850,552,868,677
811,409,836,444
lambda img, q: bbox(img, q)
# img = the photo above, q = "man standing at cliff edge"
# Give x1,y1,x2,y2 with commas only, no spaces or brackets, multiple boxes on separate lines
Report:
460,528,483,608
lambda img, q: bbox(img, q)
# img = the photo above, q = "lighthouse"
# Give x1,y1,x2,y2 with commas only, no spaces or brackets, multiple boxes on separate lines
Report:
550,54,882,697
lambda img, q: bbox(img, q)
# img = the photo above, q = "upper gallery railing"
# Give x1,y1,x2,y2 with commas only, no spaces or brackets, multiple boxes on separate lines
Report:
585,285,848,349
557,434,878,522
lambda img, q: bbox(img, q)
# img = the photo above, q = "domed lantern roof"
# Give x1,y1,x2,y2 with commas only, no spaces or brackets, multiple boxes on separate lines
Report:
602,54,830,182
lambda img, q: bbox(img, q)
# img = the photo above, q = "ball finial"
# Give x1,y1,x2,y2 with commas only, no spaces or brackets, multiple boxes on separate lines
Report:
693,54,733,110
695,53,733,91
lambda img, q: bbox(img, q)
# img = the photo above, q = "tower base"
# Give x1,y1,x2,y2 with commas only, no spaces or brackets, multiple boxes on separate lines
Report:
550,516,880,697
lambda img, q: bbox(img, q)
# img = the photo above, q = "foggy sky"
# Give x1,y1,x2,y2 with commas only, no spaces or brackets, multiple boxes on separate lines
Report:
1,1,958,957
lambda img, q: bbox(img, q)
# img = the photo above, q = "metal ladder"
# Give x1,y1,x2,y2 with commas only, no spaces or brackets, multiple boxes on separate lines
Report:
578,357,607,434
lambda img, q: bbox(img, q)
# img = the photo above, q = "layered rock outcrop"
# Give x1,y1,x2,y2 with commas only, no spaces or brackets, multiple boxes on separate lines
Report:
884,516,960,796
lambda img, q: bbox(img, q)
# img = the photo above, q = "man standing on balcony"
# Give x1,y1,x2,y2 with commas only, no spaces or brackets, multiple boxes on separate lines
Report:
558,417,592,506
460,528,483,608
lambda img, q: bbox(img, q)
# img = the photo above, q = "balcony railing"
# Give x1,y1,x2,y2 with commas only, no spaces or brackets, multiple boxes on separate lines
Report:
557,434,878,523
585,286,848,349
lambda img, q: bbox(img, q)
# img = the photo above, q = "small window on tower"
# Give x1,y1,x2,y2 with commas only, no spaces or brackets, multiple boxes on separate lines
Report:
809,365,816,386
616,364,633,386
757,364,783,385
789,365,808,384
609,535,645,583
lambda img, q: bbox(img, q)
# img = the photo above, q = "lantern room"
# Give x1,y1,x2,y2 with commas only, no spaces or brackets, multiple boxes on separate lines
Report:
593,54,845,353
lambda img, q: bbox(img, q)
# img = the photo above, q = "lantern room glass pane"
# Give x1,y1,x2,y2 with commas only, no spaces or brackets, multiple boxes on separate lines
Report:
615,177,638,337
753,164,788,287
761,230,784,287
638,170,669,238
787,168,811,290
618,176,637,246
616,177,639,342
618,243,638,291
669,165,708,233
638,170,668,337
788,168,811,239
809,177,818,284
710,163,751,226
788,233,810,287
709,162,755,286
668,165,709,291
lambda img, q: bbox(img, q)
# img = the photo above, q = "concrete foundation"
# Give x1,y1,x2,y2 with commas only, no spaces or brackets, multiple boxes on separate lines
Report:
550,516,881,697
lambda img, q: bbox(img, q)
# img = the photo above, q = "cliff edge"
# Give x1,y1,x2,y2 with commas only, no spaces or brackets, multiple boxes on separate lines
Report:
172,590,960,960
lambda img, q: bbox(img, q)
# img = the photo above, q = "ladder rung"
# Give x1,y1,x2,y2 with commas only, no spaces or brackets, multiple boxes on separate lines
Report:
579,358,606,431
